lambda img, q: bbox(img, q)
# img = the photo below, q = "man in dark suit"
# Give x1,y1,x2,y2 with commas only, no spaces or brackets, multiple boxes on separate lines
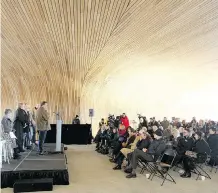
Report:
14,103,29,152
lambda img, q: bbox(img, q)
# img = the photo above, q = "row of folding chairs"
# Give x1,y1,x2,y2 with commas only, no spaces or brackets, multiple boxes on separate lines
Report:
138,148,177,186
138,149,217,186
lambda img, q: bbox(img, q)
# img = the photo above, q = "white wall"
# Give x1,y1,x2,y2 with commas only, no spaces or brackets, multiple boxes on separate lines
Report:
81,63,218,136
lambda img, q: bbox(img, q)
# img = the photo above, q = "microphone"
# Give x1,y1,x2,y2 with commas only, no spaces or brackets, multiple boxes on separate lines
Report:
53,112,60,116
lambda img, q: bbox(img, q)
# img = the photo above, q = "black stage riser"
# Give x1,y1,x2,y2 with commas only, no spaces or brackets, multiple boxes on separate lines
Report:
2,170,69,188
1,144,69,189
13,178,53,193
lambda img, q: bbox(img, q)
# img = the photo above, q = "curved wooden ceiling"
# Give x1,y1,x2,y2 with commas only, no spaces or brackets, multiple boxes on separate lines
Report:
2,0,218,126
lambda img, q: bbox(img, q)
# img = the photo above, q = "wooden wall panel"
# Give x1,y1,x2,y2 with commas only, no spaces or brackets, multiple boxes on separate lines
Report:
1,0,218,133
1,0,131,122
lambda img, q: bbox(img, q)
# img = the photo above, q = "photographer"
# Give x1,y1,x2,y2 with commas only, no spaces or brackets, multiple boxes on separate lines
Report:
114,116,121,128
138,114,148,130
107,114,115,130
120,113,129,129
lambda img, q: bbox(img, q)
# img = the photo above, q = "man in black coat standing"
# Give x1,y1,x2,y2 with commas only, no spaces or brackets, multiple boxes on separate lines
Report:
14,103,29,152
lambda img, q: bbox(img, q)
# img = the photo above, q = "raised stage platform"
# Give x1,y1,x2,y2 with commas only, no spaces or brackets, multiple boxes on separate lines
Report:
1,143,69,189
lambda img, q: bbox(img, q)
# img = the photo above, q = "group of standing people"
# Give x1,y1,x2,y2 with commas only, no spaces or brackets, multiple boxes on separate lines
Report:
1,101,51,159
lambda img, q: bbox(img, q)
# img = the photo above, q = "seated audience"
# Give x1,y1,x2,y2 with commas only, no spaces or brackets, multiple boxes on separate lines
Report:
112,127,136,169
181,131,210,178
94,122,102,144
93,112,218,181
170,125,180,139
191,117,197,130
163,126,172,141
110,126,135,163
96,123,110,151
125,129,166,178
118,123,127,139
161,117,170,130
181,120,187,128
207,127,218,166
109,128,119,148
174,128,195,164
125,130,152,169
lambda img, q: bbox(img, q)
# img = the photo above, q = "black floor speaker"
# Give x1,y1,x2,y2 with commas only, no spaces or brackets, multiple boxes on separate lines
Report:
13,178,53,193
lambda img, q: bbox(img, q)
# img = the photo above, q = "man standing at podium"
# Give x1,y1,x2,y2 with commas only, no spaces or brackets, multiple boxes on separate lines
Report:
36,101,51,155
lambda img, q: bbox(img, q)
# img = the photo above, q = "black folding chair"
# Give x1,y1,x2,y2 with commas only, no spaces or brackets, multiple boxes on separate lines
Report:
138,158,149,174
148,149,177,186
209,155,218,173
192,153,211,180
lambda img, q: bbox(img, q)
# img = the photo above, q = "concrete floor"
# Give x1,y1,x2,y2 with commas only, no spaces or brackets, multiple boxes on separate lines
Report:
2,145,218,193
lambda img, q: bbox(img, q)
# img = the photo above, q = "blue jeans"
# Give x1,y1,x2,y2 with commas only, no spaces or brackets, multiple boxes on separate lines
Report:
23,132,31,148
31,125,36,143
38,131,47,152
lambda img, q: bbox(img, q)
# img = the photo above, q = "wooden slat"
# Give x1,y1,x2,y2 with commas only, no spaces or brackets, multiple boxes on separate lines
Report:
1,0,218,131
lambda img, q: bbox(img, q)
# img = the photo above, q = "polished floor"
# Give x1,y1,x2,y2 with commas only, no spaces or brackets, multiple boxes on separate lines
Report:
2,145,218,193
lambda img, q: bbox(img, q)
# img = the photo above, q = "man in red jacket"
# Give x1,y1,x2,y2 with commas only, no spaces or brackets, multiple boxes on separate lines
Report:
120,113,130,129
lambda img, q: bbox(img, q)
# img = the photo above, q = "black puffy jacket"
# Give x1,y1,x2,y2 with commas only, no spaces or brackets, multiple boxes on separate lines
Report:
193,139,210,155
136,138,150,150
176,136,194,155
207,134,218,157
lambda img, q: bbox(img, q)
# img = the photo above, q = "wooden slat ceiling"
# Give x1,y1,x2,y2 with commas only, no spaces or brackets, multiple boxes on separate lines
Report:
1,0,218,124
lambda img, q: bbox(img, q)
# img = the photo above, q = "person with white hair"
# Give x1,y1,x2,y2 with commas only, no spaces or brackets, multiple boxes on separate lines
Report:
125,129,166,178
1,109,20,159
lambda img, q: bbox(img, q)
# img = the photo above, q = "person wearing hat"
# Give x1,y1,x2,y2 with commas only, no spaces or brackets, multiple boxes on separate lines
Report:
181,131,210,178
207,127,218,166
125,129,166,178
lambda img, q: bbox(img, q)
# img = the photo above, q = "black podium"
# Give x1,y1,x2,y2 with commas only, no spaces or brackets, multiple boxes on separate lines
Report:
45,124,92,145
